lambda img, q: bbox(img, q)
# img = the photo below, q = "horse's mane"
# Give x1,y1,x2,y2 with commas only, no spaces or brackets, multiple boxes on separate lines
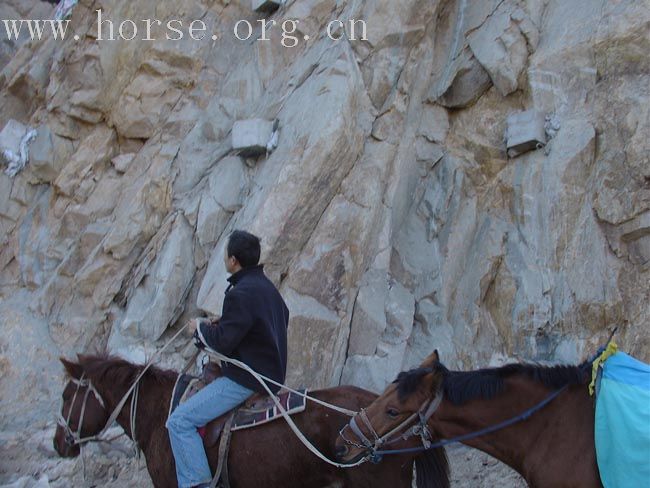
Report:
76,354,177,386
396,360,589,405
415,446,450,488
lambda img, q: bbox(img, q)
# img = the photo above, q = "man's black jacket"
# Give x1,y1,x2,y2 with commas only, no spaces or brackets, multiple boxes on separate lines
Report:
195,264,289,394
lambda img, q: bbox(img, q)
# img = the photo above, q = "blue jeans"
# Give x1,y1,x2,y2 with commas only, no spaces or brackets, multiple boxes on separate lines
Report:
165,376,254,488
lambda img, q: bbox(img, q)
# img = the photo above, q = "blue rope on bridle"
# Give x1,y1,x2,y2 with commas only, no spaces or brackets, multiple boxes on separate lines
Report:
363,329,618,463
368,383,569,462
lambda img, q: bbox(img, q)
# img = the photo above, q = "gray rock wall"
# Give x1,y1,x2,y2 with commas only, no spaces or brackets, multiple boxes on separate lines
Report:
0,0,648,485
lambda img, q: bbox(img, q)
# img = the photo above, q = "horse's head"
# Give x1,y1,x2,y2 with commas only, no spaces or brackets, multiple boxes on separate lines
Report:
336,350,445,463
53,357,109,457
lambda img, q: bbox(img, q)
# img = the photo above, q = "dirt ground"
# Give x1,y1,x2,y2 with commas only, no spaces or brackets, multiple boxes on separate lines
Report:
0,424,526,488
446,445,526,488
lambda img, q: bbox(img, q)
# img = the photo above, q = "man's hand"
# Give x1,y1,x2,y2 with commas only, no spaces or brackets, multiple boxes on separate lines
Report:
187,316,221,350
185,318,207,350
206,315,221,326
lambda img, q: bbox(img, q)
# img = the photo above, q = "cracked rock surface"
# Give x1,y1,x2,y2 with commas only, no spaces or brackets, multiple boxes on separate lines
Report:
0,0,647,486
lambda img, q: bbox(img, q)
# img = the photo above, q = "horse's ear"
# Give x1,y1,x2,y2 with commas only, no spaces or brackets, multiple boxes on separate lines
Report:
60,357,83,379
420,349,441,368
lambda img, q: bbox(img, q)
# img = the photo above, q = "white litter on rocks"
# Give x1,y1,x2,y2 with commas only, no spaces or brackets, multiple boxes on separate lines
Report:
2,128,37,178
266,119,280,157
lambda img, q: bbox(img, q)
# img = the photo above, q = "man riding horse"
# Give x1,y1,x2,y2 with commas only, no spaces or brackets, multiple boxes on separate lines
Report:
166,230,290,488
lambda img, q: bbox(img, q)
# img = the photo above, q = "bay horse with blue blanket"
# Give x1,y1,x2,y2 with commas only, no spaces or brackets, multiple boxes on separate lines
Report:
336,350,603,488
54,354,450,488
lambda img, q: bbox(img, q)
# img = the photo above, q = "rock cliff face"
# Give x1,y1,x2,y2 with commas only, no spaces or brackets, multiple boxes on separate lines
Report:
0,0,648,485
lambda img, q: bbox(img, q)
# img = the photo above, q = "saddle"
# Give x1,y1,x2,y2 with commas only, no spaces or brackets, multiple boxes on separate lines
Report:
168,362,306,487
169,362,307,446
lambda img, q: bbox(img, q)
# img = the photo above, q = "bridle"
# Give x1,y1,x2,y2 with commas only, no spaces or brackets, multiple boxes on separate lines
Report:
56,372,143,457
56,373,107,448
338,387,443,463
55,321,194,455
55,372,142,481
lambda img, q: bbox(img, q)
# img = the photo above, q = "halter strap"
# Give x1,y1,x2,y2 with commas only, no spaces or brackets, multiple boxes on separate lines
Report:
57,375,107,441
348,412,375,448
338,388,443,457
70,377,105,408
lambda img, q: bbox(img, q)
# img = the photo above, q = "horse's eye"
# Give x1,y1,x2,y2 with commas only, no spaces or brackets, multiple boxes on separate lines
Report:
387,408,400,419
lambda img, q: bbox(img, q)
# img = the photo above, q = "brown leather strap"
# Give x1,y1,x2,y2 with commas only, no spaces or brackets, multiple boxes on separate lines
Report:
221,443,231,488
211,411,235,488
182,349,201,375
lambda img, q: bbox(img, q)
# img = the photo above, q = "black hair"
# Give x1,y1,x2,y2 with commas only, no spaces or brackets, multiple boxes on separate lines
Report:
227,230,261,268
395,367,434,401
396,360,588,406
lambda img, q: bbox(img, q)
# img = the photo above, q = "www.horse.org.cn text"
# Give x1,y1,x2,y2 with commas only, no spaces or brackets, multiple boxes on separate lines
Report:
1,9,369,48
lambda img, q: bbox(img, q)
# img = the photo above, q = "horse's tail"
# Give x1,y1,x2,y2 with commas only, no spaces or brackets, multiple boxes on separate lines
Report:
414,447,450,488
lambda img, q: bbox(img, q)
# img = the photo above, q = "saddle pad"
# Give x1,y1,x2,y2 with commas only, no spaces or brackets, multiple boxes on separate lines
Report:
232,389,307,431
595,352,650,488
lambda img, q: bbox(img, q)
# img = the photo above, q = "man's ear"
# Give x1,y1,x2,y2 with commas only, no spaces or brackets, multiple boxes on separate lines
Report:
60,357,83,379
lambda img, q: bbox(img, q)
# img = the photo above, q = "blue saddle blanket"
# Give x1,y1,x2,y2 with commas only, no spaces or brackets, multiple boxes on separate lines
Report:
595,352,650,488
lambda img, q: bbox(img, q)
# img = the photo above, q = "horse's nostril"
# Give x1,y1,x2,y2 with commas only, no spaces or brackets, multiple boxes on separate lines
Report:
335,445,349,459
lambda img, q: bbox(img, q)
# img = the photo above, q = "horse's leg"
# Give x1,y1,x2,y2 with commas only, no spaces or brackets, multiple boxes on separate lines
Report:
141,428,182,488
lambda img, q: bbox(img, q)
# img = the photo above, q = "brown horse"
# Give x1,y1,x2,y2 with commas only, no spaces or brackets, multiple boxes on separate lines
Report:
336,350,603,488
54,354,450,488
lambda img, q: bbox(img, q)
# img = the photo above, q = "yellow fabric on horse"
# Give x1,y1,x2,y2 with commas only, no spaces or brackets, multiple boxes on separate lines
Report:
589,341,618,396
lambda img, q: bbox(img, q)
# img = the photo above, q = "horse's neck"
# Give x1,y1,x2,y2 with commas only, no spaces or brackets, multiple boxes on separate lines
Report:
96,370,175,451
432,377,596,485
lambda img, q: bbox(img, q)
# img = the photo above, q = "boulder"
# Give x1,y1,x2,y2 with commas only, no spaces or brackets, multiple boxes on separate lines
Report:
468,5,536,96
430,51,493,108
53,125,116,199
284,287,343,389
231,119,275,158
418,103,450,143
196,156,246,247
0,290,61,431
252,0,282,14
28,125,74,183
117,215,195,341
347,270,388,356
505,109,547,158
110,153,136,173
101,140,176,259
